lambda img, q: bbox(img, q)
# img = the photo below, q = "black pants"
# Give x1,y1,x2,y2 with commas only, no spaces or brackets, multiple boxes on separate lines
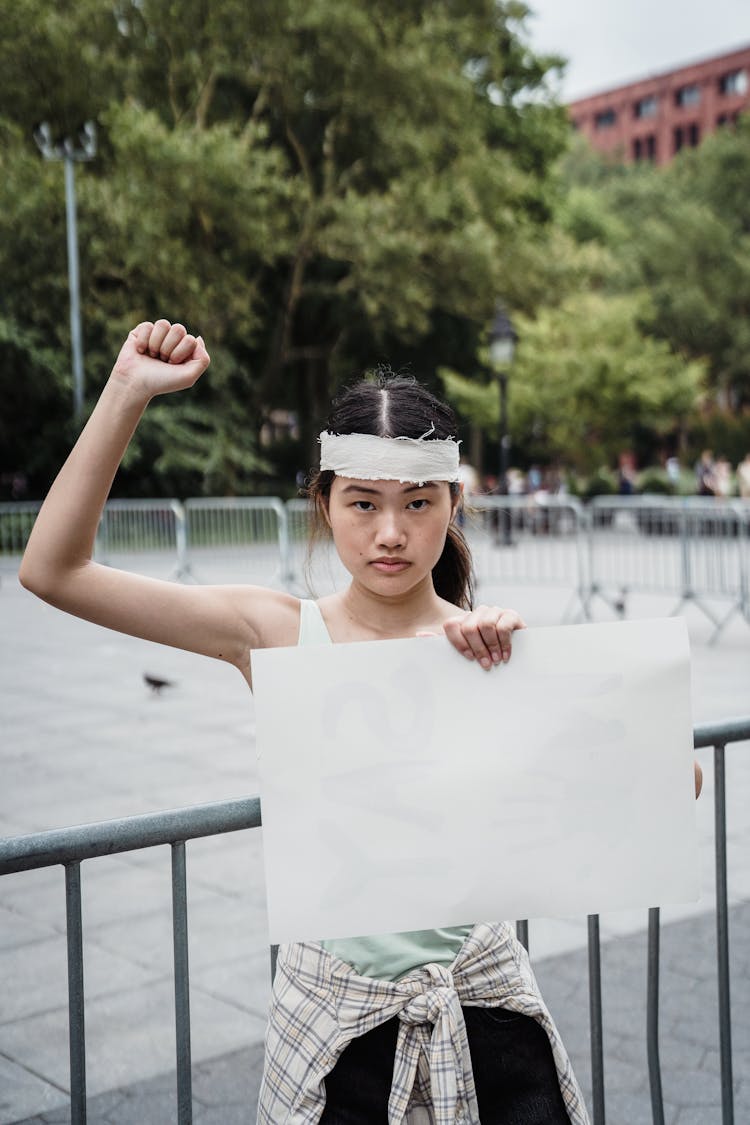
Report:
321,1006,571,1124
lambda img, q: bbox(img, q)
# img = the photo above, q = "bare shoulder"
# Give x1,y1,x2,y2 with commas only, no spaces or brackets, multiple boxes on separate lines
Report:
230,585,301,649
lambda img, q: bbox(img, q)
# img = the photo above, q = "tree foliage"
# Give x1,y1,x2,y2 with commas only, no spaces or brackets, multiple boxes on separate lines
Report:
0,0,570,497
441,291,705,473
560,120,750,410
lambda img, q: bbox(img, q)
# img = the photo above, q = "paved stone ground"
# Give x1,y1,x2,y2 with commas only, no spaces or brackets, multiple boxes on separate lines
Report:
1,552,749,1124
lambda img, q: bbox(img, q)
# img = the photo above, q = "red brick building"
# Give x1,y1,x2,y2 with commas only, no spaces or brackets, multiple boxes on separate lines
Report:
568,44,750,166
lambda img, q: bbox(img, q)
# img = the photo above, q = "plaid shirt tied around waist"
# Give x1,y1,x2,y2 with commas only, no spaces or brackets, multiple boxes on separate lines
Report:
257,921,590,1125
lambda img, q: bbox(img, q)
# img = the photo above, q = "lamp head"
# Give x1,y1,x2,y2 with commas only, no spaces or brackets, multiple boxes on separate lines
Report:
488,306,517,369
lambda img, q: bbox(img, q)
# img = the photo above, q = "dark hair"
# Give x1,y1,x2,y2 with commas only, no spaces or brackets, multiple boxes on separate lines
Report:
306,367,475,609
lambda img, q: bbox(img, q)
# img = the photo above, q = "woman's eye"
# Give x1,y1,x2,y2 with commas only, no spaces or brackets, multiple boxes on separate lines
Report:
353,500,375,511
408,498,429,510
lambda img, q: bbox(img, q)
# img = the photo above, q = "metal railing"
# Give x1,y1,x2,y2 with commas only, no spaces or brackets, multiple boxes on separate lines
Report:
0,717,747,1125
465,495,589,621
587,497,749,640
3,496,749,639
94,499,186,573
0,798,261,1125
183,498,290,586
0,501,41,569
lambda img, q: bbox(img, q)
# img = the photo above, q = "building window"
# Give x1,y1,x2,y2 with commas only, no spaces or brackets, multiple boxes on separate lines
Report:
719,69,748,96
646,135,657,160
674,126,684,153
633,137,643,160
594,108,617,129
634,95,658,118
675,84,701,107
688,122,700,147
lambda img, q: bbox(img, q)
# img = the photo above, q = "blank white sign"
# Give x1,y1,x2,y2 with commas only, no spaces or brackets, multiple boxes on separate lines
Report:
253,617,699,944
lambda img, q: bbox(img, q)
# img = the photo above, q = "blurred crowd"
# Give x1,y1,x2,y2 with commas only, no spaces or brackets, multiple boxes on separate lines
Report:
457,451,750,503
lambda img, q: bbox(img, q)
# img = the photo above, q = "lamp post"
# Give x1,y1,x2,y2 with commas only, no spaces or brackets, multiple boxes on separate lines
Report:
488,306,517,546
34,121,97,424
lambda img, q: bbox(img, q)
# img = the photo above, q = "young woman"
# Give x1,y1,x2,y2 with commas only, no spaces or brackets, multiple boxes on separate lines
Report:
21,319,590,1123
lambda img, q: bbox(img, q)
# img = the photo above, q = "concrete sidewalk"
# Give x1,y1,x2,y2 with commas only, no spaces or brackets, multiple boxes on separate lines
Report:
1,562,749,1124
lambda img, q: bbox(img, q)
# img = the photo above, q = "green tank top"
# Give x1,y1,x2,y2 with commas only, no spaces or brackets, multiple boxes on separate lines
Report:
296,599,471,980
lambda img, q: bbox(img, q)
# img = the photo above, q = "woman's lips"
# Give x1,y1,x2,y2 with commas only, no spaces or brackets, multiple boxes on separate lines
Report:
371,558,410,572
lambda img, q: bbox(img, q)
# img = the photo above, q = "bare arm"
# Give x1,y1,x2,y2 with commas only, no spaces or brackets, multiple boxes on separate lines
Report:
19,321,297,682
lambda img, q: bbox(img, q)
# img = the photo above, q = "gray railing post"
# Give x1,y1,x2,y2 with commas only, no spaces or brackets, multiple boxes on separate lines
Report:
646,906,665,1125
65,861,87,1124
172,841,193,1123
714,741,734,1124
588,913,605,1125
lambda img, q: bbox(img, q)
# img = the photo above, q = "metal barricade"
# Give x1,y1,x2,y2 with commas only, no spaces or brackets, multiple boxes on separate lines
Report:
0,501,41,571
0,717,747,1124
0,798,260,1125
95,499,185,576
465,495,588,621
588,497,749,640
183,498,290,586
284,498,349,597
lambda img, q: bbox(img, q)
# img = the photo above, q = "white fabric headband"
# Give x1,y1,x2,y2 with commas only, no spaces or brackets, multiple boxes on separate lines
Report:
319,430,460,484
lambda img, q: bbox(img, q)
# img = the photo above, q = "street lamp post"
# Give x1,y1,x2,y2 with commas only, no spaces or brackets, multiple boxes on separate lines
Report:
34,122,97,424
488,306,517,546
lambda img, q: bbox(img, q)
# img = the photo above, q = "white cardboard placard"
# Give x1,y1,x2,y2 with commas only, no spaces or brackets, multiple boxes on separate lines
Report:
253,617,699,944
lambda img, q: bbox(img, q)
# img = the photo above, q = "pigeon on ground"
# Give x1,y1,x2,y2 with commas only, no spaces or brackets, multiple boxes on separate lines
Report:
143,673,176,695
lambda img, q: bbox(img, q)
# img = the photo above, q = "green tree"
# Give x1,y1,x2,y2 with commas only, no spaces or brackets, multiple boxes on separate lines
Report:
441,291,705,473
0,0,571,496
560,119,750,410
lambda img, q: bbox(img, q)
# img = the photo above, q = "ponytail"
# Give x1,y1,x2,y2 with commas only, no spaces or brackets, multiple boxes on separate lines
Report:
431,486,474,609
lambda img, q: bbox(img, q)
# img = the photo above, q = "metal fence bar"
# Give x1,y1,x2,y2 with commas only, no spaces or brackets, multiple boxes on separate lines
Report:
646,907,665,1125
692,717,750,1125
65,861,87,1124
714,740,734,1125
462,495,590,622
587,498,749,637
0,501,42,558
95,499,183,568
284,498,350,597
587,913,605,1125
0,796,262,875
2,724,750,1123
172,842,193,1125
183,498,288,585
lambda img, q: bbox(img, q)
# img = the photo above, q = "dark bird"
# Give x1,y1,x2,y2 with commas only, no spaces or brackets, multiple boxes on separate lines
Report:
143,673,176,696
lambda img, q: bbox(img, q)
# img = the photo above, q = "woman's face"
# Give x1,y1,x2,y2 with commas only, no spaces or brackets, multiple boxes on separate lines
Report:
325,476,459,595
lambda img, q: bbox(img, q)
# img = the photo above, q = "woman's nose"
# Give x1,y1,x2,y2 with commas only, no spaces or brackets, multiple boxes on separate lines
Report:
376,512,405,548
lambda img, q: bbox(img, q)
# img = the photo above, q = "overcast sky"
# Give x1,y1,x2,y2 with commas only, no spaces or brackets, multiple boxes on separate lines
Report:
525,0,749,101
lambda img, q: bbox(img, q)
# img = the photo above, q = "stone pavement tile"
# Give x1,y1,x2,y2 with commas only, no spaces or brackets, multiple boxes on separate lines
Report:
87,893,268,978
602,1091,679,1125
191,1044,264,1112
523,916,589,962
13,1087,128,1124
0,979,267,1102
182,833,266,900
0,905,58,952
1,854,232,933
702,1045,750,1077
0,932,160,1024
191,950,272,1022
609,1029,706,1073
661,1065,726,1110
0,1054,67,1125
